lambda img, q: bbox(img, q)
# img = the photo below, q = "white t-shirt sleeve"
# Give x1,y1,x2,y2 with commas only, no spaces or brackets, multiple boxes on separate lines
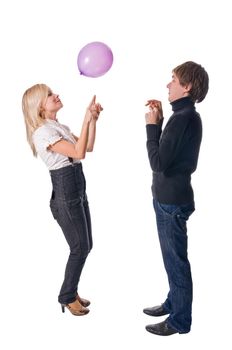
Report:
33,125,63,152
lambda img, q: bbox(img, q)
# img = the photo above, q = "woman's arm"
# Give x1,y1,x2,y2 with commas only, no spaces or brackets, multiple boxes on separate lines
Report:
86,119,96,152
48,139,85,159
48,117,90,159
86,102,103,152
73,101,103,152
49,96,96,159
71,122,96,153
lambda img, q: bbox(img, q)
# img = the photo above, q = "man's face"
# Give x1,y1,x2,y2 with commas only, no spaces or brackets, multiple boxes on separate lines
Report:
167,72,190,103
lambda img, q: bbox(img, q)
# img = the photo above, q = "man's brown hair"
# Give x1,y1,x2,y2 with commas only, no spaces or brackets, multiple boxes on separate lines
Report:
173,61,209,103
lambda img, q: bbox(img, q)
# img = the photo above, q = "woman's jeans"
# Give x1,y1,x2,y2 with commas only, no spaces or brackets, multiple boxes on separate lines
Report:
50,163,92,305
153,199,195,333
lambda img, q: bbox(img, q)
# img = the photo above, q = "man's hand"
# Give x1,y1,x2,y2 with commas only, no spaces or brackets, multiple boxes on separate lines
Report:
145,99,163,125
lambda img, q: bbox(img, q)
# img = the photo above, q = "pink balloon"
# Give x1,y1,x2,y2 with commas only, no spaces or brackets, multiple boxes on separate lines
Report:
77,41,113,78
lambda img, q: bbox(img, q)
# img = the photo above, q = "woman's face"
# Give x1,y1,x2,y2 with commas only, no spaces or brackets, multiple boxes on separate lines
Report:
43,89,63,119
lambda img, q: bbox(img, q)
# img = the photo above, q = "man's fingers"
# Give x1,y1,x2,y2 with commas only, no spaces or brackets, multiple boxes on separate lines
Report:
145,99,162,108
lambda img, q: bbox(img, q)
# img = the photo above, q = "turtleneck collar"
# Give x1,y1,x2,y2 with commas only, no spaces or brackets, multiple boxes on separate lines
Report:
170,96,195,112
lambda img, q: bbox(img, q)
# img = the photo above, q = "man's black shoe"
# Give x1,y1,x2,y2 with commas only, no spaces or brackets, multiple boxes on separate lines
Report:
143,304,169,317
145,319,178,336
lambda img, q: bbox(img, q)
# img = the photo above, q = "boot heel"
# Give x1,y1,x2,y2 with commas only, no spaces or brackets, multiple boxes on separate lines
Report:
61,304,65,313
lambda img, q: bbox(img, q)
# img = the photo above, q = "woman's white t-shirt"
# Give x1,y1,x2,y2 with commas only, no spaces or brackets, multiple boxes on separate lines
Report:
32,119,80,170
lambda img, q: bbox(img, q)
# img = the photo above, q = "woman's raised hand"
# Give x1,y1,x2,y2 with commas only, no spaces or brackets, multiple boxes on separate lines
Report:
86,95,103,122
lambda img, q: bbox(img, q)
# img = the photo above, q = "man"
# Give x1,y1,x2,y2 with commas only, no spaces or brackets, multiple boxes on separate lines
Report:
144,61,209,336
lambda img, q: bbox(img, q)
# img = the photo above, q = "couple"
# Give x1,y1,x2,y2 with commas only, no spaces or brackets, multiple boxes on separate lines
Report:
22,61,209,336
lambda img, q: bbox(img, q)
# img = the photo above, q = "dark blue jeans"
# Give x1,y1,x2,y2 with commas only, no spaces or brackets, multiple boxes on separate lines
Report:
49,163,92,305
153,199,195,333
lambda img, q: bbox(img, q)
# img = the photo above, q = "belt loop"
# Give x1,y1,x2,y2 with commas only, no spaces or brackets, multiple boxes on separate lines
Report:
68,157,74,166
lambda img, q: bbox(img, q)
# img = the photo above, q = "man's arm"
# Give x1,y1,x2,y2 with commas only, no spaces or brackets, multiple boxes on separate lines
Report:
146,113,190,172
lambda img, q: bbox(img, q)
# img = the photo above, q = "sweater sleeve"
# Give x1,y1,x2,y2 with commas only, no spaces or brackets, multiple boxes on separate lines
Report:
146,113,190,172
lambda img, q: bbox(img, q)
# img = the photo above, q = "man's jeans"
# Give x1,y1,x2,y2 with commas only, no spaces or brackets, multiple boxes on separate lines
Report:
50,163,92,305
153,199,195,333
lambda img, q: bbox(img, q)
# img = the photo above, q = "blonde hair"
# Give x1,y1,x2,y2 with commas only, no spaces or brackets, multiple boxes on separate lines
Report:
22,84,50,156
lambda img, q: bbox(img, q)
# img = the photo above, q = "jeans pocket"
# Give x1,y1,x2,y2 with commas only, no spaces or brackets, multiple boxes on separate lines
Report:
179,204,195,220
50,191,58,220
157,202,180,217
66,197,82,219
50,200,58,220
175,204,195,231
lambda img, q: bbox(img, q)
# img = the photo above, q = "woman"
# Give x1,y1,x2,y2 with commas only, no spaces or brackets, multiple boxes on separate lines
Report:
22,84,103,316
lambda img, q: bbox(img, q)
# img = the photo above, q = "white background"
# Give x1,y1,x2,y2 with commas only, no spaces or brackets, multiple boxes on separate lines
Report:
0,0,231,348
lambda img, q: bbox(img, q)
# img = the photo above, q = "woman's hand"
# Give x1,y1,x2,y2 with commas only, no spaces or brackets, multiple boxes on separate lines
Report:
84,95,96,123
90,100,103,120
86,95,103,122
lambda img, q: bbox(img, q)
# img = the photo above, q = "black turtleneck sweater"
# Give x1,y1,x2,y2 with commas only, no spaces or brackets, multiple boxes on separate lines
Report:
146,96,202,204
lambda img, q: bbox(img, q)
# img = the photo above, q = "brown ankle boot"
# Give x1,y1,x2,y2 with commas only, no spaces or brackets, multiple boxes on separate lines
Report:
61,299,89,316
76,294,91,307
